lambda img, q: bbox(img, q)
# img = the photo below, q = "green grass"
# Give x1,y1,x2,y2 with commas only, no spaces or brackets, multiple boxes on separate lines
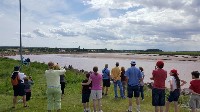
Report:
0,57,191,112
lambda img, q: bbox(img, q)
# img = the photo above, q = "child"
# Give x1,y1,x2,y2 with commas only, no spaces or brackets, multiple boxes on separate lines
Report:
150,60,167,112
82,73,92,112
24,76,34,101
165,69,186,112
82,66,103,112
139,67,145,101
189,71,200,112
121,67,126,96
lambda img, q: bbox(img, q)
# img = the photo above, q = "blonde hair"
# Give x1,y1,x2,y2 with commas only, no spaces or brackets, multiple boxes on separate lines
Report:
54,64,60,70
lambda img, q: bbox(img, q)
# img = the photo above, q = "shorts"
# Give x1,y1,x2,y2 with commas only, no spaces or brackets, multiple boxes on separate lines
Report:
82,93,90,103
168,89,180,102
127,85,139,98
189,94,200,109
91,90,102,100
152,88,165,106
103,79,110,87
13,84,26,96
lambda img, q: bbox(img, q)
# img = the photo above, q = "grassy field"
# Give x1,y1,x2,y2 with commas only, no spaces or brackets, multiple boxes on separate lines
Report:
0,57,191,112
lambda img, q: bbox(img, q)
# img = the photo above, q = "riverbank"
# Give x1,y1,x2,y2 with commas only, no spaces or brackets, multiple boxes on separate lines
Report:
58,53,200,62
0,57,190,112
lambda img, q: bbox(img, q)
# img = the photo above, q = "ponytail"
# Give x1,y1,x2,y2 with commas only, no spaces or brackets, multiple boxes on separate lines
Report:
173,74,180,89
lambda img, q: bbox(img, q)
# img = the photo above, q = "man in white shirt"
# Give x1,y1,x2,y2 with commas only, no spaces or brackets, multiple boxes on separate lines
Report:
45,62,66,112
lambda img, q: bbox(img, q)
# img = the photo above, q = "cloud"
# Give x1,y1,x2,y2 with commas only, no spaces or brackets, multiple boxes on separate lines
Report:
1,0,200,51
33,28,51,38
21,32,35,38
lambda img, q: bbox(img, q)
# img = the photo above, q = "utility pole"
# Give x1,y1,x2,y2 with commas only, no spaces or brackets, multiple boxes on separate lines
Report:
19,0,23,64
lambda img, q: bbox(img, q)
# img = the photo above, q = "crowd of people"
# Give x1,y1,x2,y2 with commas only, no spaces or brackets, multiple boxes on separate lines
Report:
10,60,200,112
80,60,200,112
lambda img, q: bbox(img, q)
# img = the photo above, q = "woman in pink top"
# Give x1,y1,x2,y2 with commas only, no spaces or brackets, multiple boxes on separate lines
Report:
82,66,103,112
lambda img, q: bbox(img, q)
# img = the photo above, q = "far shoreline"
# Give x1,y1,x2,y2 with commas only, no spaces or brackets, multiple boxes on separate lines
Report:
57,53,200,62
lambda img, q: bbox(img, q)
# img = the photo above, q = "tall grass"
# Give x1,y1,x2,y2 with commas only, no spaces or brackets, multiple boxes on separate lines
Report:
0,57,191,112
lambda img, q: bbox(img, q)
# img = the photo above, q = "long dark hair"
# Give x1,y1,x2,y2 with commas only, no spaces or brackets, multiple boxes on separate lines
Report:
173,74,180,89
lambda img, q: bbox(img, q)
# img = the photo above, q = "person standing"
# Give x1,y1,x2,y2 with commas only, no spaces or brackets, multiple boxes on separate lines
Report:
11,66,28,108
165,69,187,112
111,62,125,99
24,76,34,101
150,61,167,112
45,62,66,112
82,66,103,112
125,61,142,112
121,67,126,96
82,73,92,112
189,71,200,112
139,67,145,101
102,64,110,96
60,74,66,97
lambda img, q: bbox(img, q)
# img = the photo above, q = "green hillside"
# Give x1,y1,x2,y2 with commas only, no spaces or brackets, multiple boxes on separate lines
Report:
0,57,190,112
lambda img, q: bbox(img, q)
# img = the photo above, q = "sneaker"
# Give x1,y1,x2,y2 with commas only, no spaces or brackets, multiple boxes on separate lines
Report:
99,110,103,112
142,99,144,101
136,108,140,112
115,96,119,99
126,110,132,112
121,96,126,99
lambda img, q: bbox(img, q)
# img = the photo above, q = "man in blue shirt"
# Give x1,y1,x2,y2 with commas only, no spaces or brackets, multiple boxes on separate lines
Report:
125,60,142,112
102,64,110,95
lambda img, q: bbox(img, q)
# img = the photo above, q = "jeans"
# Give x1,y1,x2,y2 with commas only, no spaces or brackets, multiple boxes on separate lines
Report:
113,80,124,97
122,81,126,96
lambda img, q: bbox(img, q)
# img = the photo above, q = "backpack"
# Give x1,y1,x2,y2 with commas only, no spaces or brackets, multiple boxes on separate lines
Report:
11,73,20,86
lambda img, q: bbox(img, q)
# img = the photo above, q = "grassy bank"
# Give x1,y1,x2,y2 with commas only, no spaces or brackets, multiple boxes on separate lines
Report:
0,57,190,112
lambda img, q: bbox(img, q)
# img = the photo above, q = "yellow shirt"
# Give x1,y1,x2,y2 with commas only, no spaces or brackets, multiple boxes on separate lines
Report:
111,67,121,81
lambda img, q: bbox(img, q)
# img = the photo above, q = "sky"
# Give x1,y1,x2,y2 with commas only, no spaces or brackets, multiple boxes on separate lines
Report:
0,0,200,51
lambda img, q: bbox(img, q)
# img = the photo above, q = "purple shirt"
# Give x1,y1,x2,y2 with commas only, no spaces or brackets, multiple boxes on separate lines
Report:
89,73,102,90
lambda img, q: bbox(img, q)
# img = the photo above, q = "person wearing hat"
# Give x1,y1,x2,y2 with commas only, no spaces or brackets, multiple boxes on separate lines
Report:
125,60,142,112
111,62,125,99
150,60,167,112
189,71,200,112
45,62,66,112
11,66,28,108
165,69,187,112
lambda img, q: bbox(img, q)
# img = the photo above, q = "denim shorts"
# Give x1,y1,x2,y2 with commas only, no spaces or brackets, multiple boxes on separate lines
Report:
168,89,180,102
82,93,90,103
127,85,139,98
152,88,165,106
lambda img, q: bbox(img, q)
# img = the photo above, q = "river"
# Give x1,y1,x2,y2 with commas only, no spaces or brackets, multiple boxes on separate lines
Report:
8,54,200,88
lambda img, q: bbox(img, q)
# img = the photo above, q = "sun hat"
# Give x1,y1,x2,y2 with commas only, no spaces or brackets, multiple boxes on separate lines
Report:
130,60,136,65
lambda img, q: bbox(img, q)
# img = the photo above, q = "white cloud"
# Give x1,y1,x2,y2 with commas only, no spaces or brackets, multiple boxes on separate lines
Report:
1,0,200,51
